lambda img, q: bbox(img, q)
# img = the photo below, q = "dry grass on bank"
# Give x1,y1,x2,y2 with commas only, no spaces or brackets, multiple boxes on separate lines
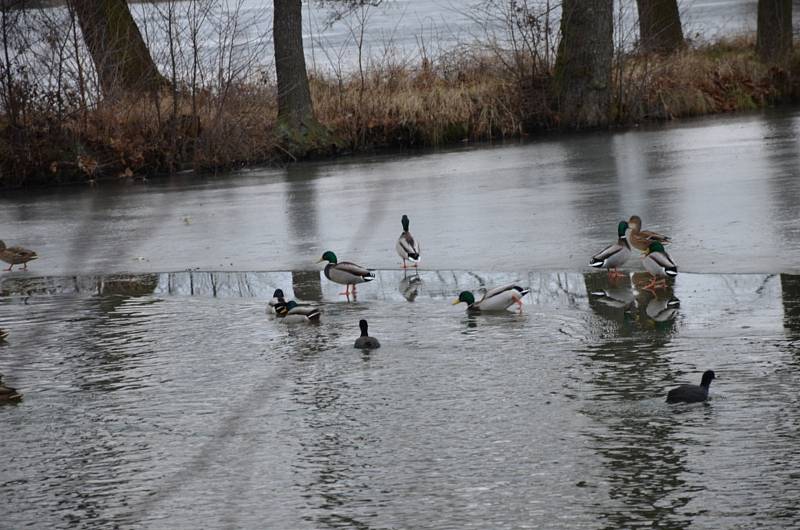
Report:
1,38,798,188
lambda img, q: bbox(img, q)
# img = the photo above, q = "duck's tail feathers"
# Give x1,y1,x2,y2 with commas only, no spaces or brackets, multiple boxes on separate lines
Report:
589,258,605,268
363,272,376,282
665,267,678,277
512,286,531,298
666,297,680,308
308,311,322,321
407,253,420,262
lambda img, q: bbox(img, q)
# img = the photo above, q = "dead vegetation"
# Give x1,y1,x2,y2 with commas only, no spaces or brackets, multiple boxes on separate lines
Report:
1,5,798,189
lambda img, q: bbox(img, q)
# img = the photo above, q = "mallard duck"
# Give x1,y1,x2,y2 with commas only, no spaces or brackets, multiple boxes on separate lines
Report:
589,221,631,278
396,214,420,269
354,319,380,349
452,284,530,312
0,240,37,271
268,289,287,314
0,375,22,402
666,370,715,404
317,251,375,296
276,300,321,323
641,241,677,290
628,215,671,253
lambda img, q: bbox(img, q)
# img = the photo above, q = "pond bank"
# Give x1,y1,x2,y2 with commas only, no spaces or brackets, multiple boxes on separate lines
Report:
1,37,799,189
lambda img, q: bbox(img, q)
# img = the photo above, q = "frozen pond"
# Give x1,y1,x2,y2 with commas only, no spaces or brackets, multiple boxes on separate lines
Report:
2,107,799,275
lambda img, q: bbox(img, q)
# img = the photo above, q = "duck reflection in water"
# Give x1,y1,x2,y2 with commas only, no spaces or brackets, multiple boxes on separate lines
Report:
589,271,636,311
399,272,422,302
587,271,680,333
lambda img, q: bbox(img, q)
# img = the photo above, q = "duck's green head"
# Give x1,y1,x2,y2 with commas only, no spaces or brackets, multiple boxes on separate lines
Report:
317,251,338,264
618,220,629,238
648,241,666,254
401,214,410,232
277,300,297,316
452,291,475,306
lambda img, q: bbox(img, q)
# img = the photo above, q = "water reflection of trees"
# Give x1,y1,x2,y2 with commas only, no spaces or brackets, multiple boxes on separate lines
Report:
285,164,324,301
762,111,800,256
581,271,694,529
781,274,800,360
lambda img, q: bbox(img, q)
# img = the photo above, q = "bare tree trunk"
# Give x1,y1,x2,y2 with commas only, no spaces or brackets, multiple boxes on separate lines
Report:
636,0,684,54
553,0,613,128
274,0,314,130
0,3,18,126
69,0,165,96
756,0,792,64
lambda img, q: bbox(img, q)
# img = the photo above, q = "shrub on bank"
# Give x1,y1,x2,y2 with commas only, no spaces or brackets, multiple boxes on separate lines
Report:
1,38,797,188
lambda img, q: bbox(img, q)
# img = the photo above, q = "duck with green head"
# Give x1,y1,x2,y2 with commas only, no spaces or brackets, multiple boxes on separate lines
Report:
268,288,287,314
641,241,677,290
452,283,530,313
396,214,420,269
317,250,375,296
276,300,321,323
589,220,631,278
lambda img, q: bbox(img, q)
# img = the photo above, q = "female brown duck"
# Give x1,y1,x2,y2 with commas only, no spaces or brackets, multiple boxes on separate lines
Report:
0,240,37,271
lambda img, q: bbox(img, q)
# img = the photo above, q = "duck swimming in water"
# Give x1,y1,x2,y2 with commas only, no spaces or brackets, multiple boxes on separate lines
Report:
0,374,22,403
452,284,530,313
276,300,321,324
353,319,380,349
666,370,716,404
268,289,287,314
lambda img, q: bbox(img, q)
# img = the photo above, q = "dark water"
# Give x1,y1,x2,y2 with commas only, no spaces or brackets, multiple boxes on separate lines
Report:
2,269,800,529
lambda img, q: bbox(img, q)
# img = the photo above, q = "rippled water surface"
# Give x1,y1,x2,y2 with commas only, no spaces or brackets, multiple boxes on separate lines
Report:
2,270,800,529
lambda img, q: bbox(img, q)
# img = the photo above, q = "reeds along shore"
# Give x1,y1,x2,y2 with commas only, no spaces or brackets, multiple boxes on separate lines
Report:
1,37,798,189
